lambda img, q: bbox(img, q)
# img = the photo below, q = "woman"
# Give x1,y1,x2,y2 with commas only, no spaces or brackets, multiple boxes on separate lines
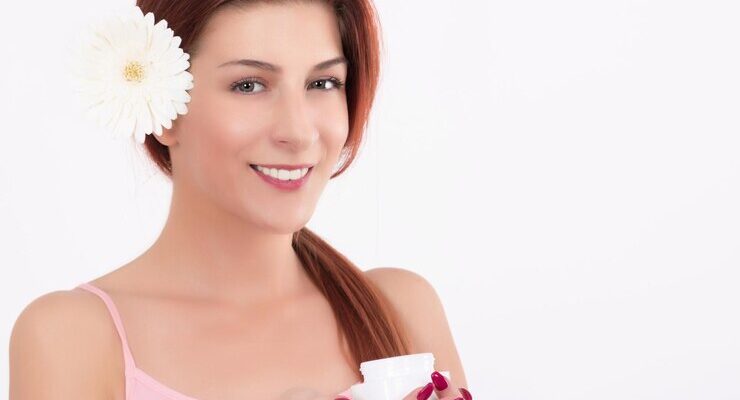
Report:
9,1,472,399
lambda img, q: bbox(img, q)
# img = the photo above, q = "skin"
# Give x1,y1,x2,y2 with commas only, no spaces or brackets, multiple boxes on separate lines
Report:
9,2,470,400
98,2,356,398
144,0,350,309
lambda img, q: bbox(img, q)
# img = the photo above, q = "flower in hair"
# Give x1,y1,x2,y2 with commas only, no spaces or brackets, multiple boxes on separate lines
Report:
69,5,194,144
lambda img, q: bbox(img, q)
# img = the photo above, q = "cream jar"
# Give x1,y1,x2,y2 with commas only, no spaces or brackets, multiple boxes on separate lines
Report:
349,353,451,400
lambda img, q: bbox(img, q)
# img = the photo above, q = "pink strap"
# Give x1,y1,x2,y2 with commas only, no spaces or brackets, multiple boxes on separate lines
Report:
75,282,137,372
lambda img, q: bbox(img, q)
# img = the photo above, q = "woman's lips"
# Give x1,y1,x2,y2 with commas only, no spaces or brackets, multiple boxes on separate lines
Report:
249,164,313,191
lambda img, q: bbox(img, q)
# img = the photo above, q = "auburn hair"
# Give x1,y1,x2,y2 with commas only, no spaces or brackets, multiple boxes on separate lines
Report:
135,0,411,376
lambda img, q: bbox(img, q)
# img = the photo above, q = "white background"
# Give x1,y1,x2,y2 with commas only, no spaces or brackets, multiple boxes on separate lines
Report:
2,0,739,399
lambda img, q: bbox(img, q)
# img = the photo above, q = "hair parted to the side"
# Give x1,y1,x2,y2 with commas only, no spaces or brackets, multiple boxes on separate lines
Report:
135,0,411,374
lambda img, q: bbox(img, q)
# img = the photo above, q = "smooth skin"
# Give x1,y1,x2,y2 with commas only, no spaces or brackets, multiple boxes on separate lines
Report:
9,2,468,399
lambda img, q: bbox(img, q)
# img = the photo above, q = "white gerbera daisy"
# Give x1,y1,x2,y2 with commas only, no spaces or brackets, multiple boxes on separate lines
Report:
69,5,194,144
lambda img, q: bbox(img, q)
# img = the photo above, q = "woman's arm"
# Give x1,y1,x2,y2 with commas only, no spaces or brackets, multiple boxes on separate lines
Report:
9,291,113,399
364,267,469,390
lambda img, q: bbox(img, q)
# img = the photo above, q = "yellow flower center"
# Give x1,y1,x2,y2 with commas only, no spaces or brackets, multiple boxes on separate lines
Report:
123,61,146,82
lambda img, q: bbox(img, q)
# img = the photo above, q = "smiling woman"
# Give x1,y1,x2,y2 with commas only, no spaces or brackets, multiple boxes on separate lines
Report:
9,1,470,400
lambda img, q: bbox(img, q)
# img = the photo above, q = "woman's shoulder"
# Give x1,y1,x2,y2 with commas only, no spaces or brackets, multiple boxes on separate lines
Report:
363,267,469,388
9,288,120,397
365,267,434,292
11,287,116,342
363,267,444,332
11,286,122,355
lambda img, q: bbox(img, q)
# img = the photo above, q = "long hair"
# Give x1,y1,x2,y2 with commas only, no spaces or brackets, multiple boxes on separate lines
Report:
135,0,411,375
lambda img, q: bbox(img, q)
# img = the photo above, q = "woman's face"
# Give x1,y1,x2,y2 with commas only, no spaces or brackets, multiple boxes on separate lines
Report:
162,2,349,233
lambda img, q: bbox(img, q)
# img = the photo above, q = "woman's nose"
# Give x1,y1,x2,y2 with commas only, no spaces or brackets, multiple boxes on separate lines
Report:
272,92,318,150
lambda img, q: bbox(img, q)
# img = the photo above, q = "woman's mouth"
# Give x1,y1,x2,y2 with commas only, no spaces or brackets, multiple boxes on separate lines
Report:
249,164,314,191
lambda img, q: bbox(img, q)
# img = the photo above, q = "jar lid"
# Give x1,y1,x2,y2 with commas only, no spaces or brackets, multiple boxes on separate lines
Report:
359,353,435,381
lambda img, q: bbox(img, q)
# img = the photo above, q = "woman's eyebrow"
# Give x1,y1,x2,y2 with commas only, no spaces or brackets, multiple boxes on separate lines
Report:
217,56,348,72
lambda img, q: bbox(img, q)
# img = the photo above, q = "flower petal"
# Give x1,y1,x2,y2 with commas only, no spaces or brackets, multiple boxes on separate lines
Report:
71,5,193,143
173,101,188,115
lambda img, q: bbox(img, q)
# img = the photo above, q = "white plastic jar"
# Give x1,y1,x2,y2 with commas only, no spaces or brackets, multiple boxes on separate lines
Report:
349,353,451,400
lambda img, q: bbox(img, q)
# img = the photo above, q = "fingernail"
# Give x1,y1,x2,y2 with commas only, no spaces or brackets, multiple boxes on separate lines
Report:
431,371,448,390
417,382,434,400
460,387,473,400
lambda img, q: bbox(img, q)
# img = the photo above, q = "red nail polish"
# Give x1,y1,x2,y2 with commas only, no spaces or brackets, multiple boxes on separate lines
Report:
431,371,448,390
460,387,473,400
417,382,434,400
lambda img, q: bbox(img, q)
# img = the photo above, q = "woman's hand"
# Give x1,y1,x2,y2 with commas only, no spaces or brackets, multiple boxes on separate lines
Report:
333,370,473,400
401,371,474,400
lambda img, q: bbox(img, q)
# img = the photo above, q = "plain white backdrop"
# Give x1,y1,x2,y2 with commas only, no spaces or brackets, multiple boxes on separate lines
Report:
2,0,739,398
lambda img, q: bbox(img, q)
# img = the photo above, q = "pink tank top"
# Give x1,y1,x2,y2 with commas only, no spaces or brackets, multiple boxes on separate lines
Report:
75,282,357,400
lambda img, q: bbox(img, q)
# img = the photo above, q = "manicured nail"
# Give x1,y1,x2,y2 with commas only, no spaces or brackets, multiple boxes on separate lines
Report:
460,387,473,400
431,371,448,390
417,382,434,400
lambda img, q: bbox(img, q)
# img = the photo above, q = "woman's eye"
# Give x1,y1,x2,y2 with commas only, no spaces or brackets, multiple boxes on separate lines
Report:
230,77,345,95
311,78,345,90
231,80,266,94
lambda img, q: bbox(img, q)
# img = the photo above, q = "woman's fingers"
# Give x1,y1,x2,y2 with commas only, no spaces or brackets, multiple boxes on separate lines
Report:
430,371,464,400
336,372,472,400
458,387,473,400
403,382,435,400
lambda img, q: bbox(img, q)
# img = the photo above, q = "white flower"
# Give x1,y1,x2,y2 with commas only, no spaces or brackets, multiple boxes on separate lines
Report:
69,5,194,144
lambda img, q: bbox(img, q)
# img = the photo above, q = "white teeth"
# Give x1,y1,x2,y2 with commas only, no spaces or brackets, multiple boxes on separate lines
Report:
255,165,309,181
288,169,302,180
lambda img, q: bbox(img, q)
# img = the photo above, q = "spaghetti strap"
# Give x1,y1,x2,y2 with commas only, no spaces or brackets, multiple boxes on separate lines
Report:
75,282,137,373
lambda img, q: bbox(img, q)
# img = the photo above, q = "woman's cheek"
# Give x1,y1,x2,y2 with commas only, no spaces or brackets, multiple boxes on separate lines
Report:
200,99,264,153
184,105,244,190
323,106,349,156
310,93,345,133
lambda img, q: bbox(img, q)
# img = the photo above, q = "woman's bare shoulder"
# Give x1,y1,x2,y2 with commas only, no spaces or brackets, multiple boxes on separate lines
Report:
12,287,118,334
364,267,433,289
9,288,120,398
363,267,443,321
363,267,469,388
